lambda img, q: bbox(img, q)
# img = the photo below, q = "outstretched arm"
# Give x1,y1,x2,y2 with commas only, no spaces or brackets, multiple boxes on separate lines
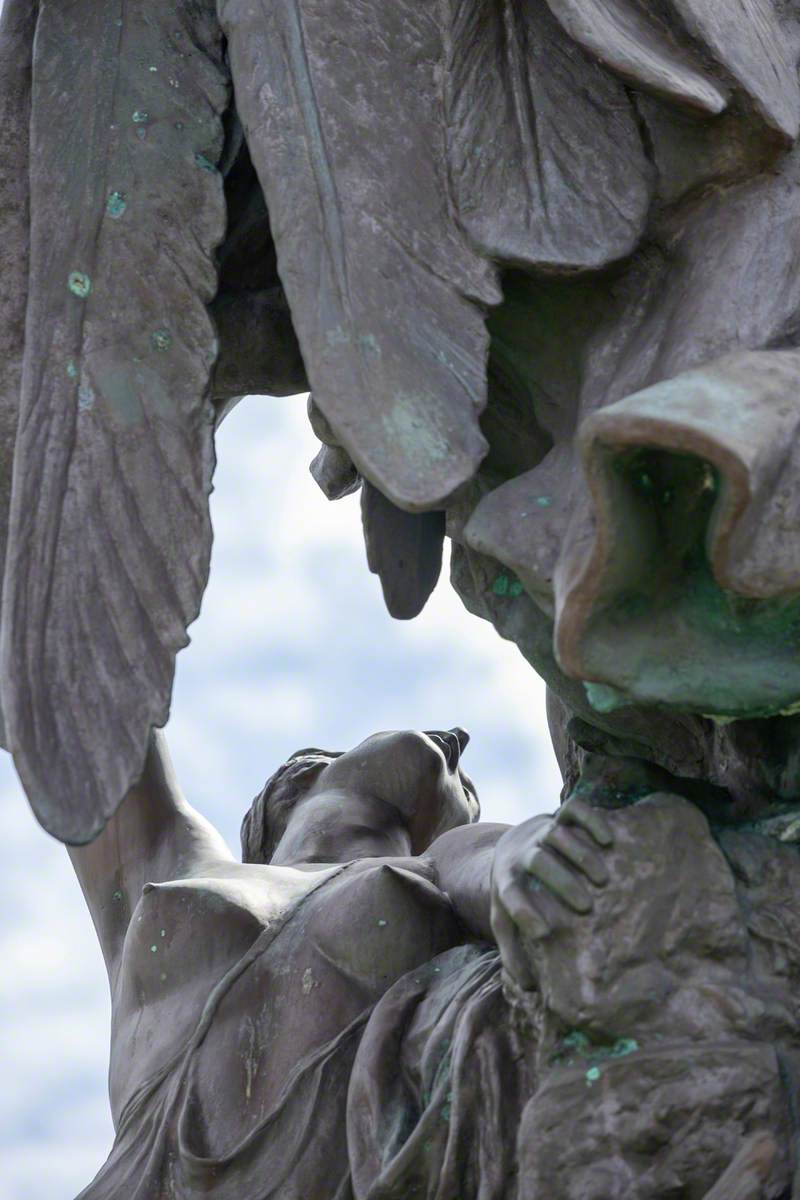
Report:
428,799,614,979
425,822,514,941
490,797,613,988
68,730,233,988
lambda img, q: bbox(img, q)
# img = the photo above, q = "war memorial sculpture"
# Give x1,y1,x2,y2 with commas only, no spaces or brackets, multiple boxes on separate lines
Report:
3,0,800,1195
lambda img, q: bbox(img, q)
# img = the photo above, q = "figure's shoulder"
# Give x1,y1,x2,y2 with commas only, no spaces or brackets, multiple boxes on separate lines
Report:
117,864,331,1006
308,857,463,992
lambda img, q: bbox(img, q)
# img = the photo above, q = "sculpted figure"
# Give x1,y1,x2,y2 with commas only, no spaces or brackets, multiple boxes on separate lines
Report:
71,727,493,1196
71,727,799,1199
4,0,800,1195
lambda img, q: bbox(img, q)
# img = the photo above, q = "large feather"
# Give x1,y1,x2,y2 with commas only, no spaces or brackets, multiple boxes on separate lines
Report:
219,0,501,512
545,0,800,139
671,0,800,141
543,0,728,114
0,0,37,748
2,0,229,843
443,0,651,272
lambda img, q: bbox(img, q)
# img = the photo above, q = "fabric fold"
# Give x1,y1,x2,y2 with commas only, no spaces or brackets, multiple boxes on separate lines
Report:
555,352,800,717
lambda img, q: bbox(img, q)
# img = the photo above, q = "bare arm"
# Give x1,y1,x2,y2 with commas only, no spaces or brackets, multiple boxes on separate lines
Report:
428,801,613,978
424,822,512,941
68,729,233,987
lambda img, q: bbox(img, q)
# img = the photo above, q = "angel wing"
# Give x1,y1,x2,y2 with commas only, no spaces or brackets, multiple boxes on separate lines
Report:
0,0,229,843
546,0,800,139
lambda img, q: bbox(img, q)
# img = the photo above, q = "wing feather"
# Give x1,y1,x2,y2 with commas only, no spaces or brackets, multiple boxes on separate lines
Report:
2,0,229,843
220,0,501,512
0,0,37,749
444,0,651,271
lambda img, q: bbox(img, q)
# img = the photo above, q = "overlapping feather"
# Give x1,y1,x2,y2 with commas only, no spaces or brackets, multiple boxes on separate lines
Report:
1,0,229,842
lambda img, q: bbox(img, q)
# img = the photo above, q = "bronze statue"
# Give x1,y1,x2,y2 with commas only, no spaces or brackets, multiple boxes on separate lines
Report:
4,0,800,1194
71,729,798,1198
3,0,800,843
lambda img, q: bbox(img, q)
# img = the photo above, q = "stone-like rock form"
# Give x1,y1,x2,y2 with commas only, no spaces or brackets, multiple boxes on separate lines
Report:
349,791,800,1199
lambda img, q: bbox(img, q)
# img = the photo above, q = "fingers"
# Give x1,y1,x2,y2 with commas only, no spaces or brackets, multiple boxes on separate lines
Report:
495,875,550,940
543,824,609,887
490,800,613,967
558,797,613,848
526,847,593,914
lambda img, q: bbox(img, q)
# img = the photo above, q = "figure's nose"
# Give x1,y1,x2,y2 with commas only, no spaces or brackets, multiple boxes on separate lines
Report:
449,727,470,753
425,727,470,770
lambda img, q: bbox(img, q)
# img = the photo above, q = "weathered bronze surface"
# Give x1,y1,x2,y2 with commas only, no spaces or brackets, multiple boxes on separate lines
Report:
4,0,800,1194
70,732,797,1198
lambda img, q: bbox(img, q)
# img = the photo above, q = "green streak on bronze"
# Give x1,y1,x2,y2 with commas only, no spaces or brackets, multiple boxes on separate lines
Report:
584,682,629,714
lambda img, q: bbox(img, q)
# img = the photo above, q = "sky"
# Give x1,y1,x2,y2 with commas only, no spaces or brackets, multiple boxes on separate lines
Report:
0,395,560,1199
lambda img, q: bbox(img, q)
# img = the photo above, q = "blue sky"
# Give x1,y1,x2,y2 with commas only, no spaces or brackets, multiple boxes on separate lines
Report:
0,395,560,1197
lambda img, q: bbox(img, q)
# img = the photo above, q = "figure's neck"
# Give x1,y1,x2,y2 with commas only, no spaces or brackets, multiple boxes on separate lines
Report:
271,788,413,866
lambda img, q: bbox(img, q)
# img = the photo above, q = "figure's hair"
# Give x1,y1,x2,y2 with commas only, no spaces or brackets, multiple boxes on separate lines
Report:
240,748,341,864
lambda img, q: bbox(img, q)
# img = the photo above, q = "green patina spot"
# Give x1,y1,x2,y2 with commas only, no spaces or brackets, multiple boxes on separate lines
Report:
150,944,158,954
107,190,127,219
586,1066,601,1085
377,919,388,927
553,1032,640,1071
358,333,380,357
535,495,552,508
194,153,217,173
132,109,148,123
151,328,172,352
112,890,123,902
384,395,452,469
160,929,166,938
561,1031,590,1052
68,271,92,299
326,326,350,348
66,360,78,379
493,573,524,598
584,681,629,714
77,383,94,412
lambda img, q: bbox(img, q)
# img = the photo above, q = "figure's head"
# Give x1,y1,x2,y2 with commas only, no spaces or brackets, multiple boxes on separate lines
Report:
240,728,479,866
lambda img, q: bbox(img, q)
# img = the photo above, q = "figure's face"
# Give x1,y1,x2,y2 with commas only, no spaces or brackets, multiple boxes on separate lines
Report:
309,727,479,851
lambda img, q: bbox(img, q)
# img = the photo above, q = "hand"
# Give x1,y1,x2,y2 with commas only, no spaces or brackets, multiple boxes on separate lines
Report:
490,797,613,989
